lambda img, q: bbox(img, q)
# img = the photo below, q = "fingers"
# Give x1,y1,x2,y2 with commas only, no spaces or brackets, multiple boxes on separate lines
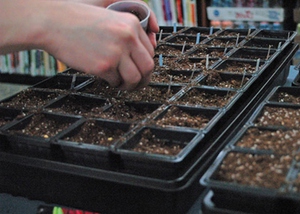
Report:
148,10,159,34
101,65,123,88
118,42,153,91
147,32,157,48
117,55,141,91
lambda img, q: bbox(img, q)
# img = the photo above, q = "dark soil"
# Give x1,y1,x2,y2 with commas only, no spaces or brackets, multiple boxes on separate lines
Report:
155,106,213,129
215,152,292,189
132,128,186,156
9,113,73,138
255,106,300,128
63,120,126,146
0,89,59,110
176,88,235,107
236,128,300,155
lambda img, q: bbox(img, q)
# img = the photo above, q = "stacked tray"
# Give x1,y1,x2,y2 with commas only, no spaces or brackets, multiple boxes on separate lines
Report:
0,27,298,214
201,82,300,213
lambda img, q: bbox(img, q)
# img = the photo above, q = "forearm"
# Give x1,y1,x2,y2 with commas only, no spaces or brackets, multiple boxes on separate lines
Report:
0,0,52,54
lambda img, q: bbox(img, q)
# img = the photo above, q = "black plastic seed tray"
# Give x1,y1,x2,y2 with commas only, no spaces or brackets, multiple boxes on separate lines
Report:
0,27,298,214
201,147,300,214
200,89,300,212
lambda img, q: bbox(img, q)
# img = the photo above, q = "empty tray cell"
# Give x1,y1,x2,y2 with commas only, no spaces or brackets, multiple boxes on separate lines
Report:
176,87,237,108
229,47,276,60
254,104,300,129
234,127,300,155
33,75,92,90
0,107,26,129
244,38,286,49
55,119,133,167
255,30,295,40
79,78,120,98
151,68,201,84
211,151,292,190
205,37,242,47
0,88,60,110
154,105,220,131
268,87,300,104
217,28,255,38
155,44,193,56
214,59,263,74
198,71,251,89
188,47,231,58
122,84,182,103
98,100,161,122
165,35,202,45
118,127,198,157
181,27,219,36
45,94,108,117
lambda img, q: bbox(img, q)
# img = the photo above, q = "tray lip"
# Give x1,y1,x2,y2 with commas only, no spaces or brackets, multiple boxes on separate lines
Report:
0,150,204,191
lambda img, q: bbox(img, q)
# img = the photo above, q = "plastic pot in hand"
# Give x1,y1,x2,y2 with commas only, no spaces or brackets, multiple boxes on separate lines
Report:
107,1,150,31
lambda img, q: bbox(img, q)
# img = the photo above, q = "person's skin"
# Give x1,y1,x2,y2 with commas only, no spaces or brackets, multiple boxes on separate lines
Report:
0,0,159,91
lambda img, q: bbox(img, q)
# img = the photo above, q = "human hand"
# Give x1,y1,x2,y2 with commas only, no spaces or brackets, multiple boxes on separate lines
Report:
42,2,155,91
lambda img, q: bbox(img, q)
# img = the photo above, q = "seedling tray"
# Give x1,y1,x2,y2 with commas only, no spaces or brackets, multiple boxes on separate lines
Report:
201,81,300,213
0,27,298,213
